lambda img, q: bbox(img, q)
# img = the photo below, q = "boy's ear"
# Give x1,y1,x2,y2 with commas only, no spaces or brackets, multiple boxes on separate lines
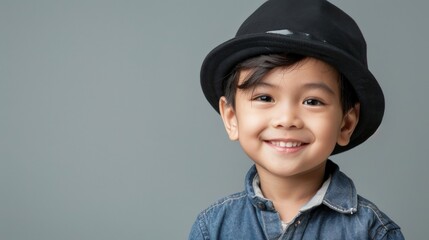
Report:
337,103,360,146
219,97,239,141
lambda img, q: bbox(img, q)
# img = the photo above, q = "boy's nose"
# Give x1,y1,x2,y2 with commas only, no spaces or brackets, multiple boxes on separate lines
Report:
270,105,303,129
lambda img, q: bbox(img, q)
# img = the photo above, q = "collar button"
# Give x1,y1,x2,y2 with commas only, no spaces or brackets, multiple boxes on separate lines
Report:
257,202,266,210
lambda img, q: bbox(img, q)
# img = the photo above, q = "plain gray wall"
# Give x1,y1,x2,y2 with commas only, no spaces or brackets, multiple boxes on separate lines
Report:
1,0,427,239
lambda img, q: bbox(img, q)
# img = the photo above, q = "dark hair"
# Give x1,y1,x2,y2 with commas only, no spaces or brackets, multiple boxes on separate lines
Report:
223,53,359,114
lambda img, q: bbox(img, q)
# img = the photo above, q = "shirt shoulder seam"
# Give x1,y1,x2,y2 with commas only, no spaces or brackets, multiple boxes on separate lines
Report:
358,197,400,232
203,191,248,213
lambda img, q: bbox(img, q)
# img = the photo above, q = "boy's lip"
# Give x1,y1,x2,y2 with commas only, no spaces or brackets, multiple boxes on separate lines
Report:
263,138,309,153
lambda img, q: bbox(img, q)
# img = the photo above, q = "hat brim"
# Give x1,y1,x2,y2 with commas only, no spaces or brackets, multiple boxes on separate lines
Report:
200,33,384,155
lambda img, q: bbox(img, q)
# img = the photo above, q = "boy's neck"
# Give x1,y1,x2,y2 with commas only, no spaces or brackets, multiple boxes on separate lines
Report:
255,161,327,223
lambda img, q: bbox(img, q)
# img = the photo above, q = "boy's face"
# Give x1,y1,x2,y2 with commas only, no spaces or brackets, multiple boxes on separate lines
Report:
219,58,359,180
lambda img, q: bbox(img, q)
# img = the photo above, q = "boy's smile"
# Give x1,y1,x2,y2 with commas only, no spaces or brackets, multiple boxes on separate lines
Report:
219,58,359,181
265,139,307,153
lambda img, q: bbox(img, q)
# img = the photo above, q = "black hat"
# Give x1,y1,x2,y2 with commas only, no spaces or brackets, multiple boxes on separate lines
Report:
200,0,384,154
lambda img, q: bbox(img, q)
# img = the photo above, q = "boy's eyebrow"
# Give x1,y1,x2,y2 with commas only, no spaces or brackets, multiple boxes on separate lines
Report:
247,81,336,95
238,80,278,91
253,81,277,88
303,82,336,95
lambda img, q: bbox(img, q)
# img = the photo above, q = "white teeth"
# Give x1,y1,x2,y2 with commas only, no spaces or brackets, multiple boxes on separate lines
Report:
271,141,302,148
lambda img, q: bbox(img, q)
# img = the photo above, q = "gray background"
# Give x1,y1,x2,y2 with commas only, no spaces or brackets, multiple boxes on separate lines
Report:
0,0,427,239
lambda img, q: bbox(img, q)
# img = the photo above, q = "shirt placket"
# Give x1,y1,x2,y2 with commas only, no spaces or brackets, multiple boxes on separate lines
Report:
278,212,308,240
255,199,283,240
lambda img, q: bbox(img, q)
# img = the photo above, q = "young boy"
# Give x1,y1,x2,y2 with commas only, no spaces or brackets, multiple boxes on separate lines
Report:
190,0,404,239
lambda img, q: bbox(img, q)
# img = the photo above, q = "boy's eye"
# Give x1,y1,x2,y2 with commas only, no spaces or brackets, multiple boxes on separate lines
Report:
303,99,324,106
253,95,274,102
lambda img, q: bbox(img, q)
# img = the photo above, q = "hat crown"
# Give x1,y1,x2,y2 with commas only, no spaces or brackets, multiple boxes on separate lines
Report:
237,0,367,66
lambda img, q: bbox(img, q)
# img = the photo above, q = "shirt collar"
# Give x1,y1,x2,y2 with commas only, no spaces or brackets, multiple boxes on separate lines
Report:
245,160,358,214
322,160,358,214
252,172,331,212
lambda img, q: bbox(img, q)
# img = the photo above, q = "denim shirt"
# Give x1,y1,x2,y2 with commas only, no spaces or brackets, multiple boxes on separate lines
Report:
189,160,404,240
